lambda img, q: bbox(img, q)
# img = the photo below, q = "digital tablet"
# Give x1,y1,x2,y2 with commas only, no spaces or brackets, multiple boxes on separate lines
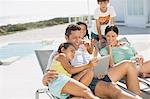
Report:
93,55,110,77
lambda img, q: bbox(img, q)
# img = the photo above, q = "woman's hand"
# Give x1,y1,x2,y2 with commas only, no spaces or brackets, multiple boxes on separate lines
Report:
42,70,58,86
135,55,144,65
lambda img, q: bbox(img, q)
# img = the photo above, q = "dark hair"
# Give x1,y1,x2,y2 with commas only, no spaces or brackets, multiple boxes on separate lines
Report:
76,21,89,39
65,24,81,37
105,25,119,35
57,42,75,53
97,0,109,3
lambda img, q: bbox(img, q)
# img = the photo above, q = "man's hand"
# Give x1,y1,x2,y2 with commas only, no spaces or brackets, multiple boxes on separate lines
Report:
42,70,58,86
89,57,98,67
97,73,105,79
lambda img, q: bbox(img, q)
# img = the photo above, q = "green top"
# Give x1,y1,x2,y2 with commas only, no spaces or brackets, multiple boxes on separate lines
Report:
100,44,136,64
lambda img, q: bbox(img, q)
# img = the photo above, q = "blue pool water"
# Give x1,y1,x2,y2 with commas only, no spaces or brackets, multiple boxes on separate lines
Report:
0,42,49,59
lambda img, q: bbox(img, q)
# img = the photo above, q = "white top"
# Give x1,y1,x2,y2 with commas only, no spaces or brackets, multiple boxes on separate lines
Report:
71,44,91,67
92,6,116,35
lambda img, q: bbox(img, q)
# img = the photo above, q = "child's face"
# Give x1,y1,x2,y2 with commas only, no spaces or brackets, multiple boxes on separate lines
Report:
79,24,86,38
64,45,76,61
98,1,109,12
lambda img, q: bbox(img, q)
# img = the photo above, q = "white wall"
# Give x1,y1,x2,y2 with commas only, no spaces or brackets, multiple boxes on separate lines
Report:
111,0,125,22
148,0,150,23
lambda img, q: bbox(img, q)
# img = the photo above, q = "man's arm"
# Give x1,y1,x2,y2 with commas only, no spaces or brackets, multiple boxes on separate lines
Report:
42,70,58,86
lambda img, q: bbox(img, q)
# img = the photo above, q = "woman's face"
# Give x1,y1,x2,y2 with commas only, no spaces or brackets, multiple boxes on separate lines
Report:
79,24,87,38
64,45,76,61
106,31,118,46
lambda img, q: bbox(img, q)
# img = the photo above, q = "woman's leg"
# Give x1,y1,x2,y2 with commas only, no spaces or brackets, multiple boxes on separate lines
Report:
62,78,99,99
94,81,141,99
108,61,140,95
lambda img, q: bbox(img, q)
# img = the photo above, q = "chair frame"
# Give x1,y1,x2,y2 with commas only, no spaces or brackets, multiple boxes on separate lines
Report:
35,50,57,99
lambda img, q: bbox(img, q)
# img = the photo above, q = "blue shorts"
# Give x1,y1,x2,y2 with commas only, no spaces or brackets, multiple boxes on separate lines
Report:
48,75,71,99
88,75,111,94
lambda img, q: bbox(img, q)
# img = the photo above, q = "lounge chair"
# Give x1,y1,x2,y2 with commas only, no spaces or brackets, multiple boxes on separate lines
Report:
98,37,150,98
35,50,57,99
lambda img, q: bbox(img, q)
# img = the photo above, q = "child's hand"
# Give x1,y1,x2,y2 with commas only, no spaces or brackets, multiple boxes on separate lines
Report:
88,58,98,67
91,39,96,46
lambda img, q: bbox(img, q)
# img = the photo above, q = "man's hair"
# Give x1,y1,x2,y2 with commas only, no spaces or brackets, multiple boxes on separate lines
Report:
65,24,81,37
97,0,109,3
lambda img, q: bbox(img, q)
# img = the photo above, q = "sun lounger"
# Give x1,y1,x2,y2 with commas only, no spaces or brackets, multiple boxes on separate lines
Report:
35,50,57,99
98,37,150,98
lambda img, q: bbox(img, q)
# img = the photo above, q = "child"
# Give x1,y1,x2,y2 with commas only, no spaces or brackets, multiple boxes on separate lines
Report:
49,42,99,99
76,21,90,40
91,0,116,48
76,21,97,56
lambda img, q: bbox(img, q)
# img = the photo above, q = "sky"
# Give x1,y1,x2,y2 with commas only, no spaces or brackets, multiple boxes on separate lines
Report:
0,0,98,18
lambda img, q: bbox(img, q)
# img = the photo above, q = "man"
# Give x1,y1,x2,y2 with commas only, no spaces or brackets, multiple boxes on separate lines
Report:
43,24,141,99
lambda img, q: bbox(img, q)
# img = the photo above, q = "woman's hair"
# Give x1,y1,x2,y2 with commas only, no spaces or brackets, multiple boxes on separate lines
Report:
57,42,75,53
97,0,109,3
105,25,119,35
76,21,89,39
65,24,81,37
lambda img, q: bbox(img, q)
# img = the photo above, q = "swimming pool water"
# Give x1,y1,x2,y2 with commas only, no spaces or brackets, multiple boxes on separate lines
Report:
0,42,49,59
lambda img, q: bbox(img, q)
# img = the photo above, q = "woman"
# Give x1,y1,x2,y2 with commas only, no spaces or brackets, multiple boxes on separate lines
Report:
100,25,150,78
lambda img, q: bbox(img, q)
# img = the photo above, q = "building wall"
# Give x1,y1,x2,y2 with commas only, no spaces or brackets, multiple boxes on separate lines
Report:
111,0,125,22
111,0,149,27
148,0,150,23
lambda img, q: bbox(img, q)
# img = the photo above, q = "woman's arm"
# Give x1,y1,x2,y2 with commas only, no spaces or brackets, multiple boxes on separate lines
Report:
57,54,98,74
108,45,114,67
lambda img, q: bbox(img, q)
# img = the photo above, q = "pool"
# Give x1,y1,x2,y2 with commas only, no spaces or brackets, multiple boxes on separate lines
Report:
0,41,50,59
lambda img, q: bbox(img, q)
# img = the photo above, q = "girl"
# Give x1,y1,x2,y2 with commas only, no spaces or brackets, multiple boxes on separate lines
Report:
49,42,99,99
76,21,97,55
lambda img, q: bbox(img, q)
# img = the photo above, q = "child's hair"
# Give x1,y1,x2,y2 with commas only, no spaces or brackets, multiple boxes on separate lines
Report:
105,25,119,35
97,0,109,3
65,24,81,37
76,21,90,39
57,42,75,53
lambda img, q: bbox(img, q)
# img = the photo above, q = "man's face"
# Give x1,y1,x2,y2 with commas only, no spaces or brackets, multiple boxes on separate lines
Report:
65,30,82,48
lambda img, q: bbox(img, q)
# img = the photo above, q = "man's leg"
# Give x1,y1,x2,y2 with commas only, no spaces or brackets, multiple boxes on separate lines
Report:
95,81,141,99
